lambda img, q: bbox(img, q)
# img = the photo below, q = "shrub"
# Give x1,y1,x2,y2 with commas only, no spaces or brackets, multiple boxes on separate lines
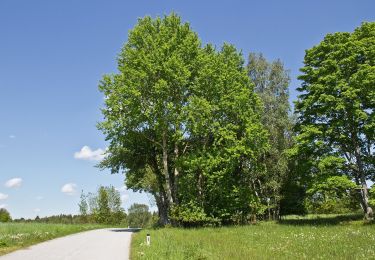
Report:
170,202,221,227
0,209,11,223
304,176,360,214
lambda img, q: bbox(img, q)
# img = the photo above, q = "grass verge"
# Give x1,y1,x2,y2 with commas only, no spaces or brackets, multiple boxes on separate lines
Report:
0,223,107,256
131,215,375,259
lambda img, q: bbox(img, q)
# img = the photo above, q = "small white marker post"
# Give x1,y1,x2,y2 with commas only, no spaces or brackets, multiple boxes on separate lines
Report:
146,233,151,246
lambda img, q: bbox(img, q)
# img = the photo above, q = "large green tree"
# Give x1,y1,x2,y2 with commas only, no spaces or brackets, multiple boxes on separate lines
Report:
98,13,201,224
98,13,267,225
295,22,375,219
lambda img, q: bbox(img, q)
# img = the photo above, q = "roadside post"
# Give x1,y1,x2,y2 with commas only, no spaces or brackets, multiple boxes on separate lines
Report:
146,233,151,246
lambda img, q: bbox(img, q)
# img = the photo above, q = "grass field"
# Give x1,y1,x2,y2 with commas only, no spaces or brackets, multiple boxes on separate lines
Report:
131,214,375,259
0,223,106,255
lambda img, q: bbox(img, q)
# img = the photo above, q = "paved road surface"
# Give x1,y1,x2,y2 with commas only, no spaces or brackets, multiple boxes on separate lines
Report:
0,228,132,260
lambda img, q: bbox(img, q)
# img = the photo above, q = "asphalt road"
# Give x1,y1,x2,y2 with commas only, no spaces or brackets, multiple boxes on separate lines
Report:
0,228,133,260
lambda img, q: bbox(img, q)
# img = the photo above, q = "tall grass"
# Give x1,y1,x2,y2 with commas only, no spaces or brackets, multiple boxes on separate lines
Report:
0,223,106,255
131,215,375,259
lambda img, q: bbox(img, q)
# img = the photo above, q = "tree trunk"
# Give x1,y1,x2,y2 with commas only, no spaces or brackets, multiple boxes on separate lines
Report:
154,193,169,225
151,145,171,225
354,146,373,220
162,130,174,206
359,175,373,220
173,143,179,204
198,170,203,207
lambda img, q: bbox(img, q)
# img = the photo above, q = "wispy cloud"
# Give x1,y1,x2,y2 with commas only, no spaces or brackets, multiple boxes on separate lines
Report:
33,208,41,213
9,135,16,139
61,183,77,195
121,194,129,203
0,204,7,209
0,193,9,200
5,178,23,188
116,186,129,203
36,196,44,200
116,186,127,193
74,146,105,161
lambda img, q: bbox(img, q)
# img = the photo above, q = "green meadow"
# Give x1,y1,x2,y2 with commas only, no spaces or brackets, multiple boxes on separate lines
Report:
0,223,106,256
131,215,375,260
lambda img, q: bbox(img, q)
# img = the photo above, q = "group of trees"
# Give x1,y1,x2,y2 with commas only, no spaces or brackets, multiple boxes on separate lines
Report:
98,13,374,226
78,185,126,225
78,186,154,227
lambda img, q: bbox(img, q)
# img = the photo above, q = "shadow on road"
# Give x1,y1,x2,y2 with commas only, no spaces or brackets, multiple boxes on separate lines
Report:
110,228,142,233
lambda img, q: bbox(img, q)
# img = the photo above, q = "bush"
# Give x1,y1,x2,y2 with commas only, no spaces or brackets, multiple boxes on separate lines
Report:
304,176,360,214
127,203,152,228
170,202,221,227
0,208,11,223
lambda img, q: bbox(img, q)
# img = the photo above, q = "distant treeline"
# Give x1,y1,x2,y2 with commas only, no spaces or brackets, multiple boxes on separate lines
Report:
13,214,84,224
10,186,157,228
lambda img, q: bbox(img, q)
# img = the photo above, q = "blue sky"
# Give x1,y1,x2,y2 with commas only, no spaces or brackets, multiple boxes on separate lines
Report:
0,0,374,219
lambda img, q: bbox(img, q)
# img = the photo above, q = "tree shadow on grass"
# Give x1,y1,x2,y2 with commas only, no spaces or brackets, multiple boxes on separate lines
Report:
278,214,365,226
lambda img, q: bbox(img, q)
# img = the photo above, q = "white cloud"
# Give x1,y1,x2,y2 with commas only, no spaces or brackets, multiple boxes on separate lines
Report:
115,186,129,203
5,178,23,188
74,146,105,161
0,204,7,209
0,193,9,200
61,183,77,195
9,135,16,139
33,208,41,213
121,194,129,203
36,196,44,200
116,186,127,193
